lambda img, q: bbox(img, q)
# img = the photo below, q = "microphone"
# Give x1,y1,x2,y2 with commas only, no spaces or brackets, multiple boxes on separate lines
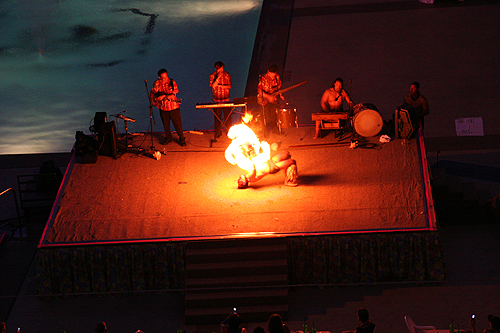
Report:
335,89,343,101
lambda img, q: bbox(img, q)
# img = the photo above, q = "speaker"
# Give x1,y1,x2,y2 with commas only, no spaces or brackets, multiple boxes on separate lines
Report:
95,112,107,127
98,121,118,158
395,107,419,139
90,112,107,134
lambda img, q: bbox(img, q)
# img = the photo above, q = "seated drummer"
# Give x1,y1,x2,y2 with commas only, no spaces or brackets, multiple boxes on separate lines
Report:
316,78,354,139
320,78,354,112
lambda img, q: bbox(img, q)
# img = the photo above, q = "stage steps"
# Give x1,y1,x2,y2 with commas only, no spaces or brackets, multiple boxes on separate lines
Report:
184,237,289,325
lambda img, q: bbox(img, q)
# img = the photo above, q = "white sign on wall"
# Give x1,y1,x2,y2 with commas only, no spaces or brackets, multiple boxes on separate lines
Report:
455,117,484,136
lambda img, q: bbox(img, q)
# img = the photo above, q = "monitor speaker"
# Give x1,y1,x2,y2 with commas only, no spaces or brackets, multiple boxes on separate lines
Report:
90,112,108,134
98,121,118,158
94,112,107,128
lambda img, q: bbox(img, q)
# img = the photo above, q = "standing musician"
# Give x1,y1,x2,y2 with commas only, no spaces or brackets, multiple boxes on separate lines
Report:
209,61,232,139
403,81,429,131
258,65,284,137
150,68,186,146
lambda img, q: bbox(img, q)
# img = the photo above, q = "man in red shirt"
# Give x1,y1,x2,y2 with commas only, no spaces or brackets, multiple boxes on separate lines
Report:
150,68,186,146
258,65,284,137
210,61,232,140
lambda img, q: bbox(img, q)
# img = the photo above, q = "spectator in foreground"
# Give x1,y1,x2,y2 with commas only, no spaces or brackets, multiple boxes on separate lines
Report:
220,312,248,333
470,314,500,333
95,322,107,333
342,308,375,333
254,326,265,333
267,314,285,333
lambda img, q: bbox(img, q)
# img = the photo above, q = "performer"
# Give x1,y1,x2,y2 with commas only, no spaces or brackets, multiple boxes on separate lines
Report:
403,81,429,131
210,61,232,139
258,65,284,137
225,123,298,189
320,78,354,112
317,78,354,139
150,68,186,146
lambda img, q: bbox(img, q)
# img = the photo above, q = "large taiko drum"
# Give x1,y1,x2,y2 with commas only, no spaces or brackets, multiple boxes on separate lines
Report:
352,103,383,137
276,103,298,129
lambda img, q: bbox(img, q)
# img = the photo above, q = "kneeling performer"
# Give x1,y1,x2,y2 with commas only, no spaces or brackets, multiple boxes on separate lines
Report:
225,123,298,189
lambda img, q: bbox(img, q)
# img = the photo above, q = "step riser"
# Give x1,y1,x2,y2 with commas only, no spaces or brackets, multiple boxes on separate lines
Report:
185,239,289,325
187,251,287,263
185,312,289,326
185,297,288,309
187,266,287,279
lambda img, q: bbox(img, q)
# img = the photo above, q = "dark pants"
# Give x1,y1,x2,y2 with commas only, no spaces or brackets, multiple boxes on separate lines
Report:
214,107,232,138
159,108,184,141
263,102,278,137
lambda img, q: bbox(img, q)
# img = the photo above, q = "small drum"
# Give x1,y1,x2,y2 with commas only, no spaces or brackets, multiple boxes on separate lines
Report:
351,103,383,137
276,103,298,129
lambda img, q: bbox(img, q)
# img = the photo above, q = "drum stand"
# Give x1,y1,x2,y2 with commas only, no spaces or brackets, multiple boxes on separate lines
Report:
112,112,137,155
122,117,132,149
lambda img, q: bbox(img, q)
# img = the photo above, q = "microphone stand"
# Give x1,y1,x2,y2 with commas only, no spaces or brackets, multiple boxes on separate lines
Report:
144,80,159,159
144,80,156,150
349,79,352,113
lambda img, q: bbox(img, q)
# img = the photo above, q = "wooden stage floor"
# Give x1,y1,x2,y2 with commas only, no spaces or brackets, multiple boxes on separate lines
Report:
39,126,434,247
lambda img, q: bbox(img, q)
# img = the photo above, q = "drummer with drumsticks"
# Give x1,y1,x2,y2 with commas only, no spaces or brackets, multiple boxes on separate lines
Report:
316,78,355,139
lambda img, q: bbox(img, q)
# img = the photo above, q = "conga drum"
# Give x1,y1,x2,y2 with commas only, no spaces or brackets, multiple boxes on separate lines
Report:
351,103,383,137
276,103,298,131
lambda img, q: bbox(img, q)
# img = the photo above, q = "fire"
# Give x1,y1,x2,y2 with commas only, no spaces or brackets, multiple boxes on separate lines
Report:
225,113,270,172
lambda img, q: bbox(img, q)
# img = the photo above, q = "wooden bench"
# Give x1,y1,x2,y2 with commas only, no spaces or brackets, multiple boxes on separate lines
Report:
312,112,349,137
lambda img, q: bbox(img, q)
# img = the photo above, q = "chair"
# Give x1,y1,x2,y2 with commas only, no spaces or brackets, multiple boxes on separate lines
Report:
405,315,436,333
17,172,60,224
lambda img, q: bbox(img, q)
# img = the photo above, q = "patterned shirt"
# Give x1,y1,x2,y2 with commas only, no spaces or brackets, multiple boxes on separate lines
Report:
258,72,282,106
210,70,232,102
151,78,180,111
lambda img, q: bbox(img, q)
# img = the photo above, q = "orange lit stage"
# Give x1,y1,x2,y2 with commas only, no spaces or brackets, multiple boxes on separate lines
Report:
35,127,443,297
40,127,434,246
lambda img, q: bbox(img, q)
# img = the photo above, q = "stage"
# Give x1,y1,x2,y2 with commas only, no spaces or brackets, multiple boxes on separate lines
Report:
40,126,433,245
35,126,443,297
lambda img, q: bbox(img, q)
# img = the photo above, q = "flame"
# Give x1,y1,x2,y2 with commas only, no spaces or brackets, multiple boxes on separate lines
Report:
225,120,270,172
241,112,253,124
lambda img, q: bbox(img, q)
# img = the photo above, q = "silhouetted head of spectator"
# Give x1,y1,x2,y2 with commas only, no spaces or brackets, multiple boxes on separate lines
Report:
357,308,370,323
228,313,242,331
95,322,107,333
1,322,6,333
267,314,284,333
253,326,265,333
488,314,500,332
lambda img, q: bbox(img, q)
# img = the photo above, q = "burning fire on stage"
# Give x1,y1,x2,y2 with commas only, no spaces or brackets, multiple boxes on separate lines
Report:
224,113,298,189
